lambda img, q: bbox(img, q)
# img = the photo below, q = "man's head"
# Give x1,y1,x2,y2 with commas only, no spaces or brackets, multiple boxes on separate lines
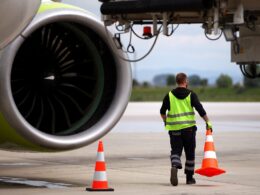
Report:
176,73,188,88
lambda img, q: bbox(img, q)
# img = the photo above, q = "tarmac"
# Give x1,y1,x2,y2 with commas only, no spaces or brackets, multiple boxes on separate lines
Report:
0,102,260,195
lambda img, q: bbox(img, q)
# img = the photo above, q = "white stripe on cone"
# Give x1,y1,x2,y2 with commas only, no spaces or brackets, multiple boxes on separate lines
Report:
96,152,105,162
206,135,214,142
93,171,107,181
204,151,217,159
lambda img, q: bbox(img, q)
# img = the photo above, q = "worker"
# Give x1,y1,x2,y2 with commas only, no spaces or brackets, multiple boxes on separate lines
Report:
160,72,212,186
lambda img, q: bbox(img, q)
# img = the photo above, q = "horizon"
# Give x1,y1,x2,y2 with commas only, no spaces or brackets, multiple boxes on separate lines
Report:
135,71,242,86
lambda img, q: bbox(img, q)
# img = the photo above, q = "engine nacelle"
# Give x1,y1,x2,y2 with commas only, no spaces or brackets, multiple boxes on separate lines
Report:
0,0,40,49
0,2,132,151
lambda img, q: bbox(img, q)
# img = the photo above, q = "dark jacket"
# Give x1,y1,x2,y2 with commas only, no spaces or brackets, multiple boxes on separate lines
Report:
160,87,206,117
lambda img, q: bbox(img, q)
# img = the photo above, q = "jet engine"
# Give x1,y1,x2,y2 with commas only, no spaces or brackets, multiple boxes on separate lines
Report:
0,2,132,151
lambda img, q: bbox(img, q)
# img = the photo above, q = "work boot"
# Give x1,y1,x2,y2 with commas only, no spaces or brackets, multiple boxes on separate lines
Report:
170,166,178,186
186,175,196,185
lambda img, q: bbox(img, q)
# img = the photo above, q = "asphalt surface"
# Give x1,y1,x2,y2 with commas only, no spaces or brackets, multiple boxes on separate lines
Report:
0,102,260,195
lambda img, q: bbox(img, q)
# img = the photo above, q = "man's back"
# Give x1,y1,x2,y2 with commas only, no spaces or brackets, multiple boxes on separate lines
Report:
160,87,206,118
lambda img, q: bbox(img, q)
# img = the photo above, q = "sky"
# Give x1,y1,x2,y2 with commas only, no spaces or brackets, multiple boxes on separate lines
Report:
63,0,243,84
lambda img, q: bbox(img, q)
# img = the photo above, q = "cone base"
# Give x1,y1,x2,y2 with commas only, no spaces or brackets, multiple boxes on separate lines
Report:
195,167,226,177
86,187,114,191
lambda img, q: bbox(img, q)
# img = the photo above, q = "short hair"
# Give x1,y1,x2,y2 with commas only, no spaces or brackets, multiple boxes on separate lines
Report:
176,73,187,85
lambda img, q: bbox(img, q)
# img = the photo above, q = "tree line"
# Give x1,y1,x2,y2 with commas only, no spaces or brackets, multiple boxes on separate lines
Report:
133,74,260,88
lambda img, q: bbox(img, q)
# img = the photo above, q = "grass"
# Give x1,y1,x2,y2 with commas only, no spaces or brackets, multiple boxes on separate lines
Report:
130,86,260,102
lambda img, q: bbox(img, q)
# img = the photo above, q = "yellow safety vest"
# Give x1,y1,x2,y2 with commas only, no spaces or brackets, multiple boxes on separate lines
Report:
165,92,196,131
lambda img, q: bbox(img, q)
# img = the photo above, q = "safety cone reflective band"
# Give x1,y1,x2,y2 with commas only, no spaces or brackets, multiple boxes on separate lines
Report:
86,141,114,191
195,129,226,177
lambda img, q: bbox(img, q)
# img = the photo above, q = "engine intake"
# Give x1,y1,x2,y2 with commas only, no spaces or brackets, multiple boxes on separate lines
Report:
0,3,132,151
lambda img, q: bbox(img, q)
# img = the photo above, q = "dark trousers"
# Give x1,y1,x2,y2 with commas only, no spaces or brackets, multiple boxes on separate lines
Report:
168,127,196,176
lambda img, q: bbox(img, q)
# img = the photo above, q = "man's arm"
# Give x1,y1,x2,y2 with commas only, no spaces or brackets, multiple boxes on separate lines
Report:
203,114,213,129
191,92,206,117
161,114,166,122
191,92,213,130
160,94,170,124
202,115,209,122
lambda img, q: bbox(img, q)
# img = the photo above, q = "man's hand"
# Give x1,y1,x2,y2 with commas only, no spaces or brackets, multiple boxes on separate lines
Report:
206,121,213,132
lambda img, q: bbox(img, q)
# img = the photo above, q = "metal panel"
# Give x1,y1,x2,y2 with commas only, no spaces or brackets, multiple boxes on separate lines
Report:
0,0,40,49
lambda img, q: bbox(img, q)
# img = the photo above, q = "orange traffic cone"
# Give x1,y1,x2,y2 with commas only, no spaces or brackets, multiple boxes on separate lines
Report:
86,141,114,191
195,129,226,177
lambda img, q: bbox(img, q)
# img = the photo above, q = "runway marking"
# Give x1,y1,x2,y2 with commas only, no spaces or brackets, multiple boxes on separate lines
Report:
0,177,72,189
128,157,147,160
0,163,40,166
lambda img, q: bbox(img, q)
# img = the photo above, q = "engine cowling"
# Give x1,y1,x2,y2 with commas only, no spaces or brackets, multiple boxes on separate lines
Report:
0,0,41,49
0,2,132,151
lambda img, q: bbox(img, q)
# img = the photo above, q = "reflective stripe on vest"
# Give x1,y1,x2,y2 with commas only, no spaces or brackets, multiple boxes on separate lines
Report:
167,112,195,118
165,92,196,131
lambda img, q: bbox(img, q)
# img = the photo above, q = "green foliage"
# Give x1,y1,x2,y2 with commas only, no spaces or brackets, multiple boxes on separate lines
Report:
200,79,208,87
166,75,176,86
130,86,260,102
131,87,169,101
188,75,201,86
142,81,150,88
244,77,260,88
153,74,208,87
216,74,233,88
133,79,139,87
